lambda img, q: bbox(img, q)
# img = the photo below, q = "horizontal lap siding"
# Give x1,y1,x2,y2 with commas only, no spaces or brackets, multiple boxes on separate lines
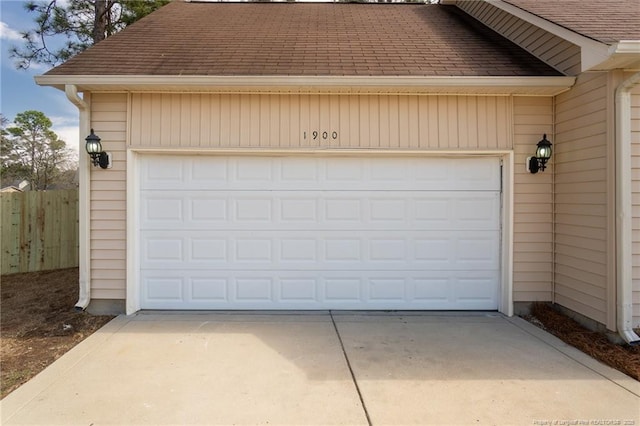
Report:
129,94,512,150
632,88,640,327
554,73,609,326
90,93,127,300
513,97,553,302
456,1,581,75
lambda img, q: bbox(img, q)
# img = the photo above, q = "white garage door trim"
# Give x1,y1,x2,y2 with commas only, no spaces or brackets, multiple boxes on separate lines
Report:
126,150,514,315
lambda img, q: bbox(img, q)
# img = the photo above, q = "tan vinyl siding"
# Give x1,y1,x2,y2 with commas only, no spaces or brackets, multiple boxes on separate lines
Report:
90,93,127,300
130,94,513,150
92,92,557,304
632,88,640,327
554,72,609,325
513,96,554,302
456,1,581,76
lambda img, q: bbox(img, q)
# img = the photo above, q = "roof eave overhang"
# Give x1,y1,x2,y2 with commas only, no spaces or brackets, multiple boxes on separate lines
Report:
590,41,640,71
34,75,576,96
467,1,638,73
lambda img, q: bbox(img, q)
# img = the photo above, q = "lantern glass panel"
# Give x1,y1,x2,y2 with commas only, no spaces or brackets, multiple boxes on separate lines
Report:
86,140,102,154
536,144,552,159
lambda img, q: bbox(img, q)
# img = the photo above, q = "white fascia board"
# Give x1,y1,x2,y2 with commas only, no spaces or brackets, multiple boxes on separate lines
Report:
489,0,612,72
613,41,640,55
35,75,576,95
607,41,640,70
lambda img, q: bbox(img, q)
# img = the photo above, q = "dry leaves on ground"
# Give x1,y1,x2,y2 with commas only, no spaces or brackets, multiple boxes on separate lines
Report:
525,302,640,381
0,268,114,399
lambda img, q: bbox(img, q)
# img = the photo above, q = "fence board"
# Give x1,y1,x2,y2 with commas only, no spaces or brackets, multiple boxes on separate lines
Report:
1,190,79,274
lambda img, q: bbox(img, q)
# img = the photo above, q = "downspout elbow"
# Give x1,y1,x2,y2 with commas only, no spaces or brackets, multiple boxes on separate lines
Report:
65,85,91,312
619,327,640,346
615,72,640,345
65,84,87,110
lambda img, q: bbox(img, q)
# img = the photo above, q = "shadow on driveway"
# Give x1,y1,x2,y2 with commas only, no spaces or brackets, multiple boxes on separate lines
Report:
2,312,638,425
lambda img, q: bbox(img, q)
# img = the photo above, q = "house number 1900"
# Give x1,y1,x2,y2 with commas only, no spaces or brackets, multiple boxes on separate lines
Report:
304,131,338,140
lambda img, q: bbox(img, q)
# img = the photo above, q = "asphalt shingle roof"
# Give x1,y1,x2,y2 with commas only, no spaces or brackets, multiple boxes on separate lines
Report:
504,0,640,44
45,1,561,77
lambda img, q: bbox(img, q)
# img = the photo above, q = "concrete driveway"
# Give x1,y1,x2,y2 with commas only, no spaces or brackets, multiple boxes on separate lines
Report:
2,312,639,425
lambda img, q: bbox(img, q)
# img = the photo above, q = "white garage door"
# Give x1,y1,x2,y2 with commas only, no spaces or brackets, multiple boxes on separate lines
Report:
139,155,501,310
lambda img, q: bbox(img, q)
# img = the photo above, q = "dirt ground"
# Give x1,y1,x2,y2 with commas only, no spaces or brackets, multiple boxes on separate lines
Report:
1,270,638,400
0,268,114,399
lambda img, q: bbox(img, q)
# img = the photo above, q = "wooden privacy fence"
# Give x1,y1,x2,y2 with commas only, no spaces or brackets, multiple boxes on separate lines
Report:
1,189,79,275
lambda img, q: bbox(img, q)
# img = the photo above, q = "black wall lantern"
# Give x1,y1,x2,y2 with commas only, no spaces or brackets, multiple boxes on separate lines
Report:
85,129,110,169
527,134,553,174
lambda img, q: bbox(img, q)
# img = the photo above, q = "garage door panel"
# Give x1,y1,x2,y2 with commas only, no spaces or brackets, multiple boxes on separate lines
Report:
236,239,272,262
236,278,273,301
281,198,318,222
369,278,406,301
281,238,317,261
145,277,183,302
191,198,228,221
141,270,499,310
323,278,362,301
191,239,227,261
142,197,184,222
139,155,501,310
143,238,183,262
279,157,319,182
280,278,317,301
141,191,500,231
369,239,406,261
457,237,500,264
191,159,228,182
235,198,273,221
142,156,184,186
141,230,499,270
191,278,227,300
369,199,406,221
236,158,274,182
456,277,499,303
141,156,500,191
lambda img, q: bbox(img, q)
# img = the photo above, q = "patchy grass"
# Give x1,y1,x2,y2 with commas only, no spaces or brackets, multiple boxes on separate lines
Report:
1,268,114,399
524,302,640,381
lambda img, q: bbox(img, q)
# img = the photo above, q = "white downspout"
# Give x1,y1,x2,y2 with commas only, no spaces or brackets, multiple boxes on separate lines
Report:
65,85,92,311
615,72,640,344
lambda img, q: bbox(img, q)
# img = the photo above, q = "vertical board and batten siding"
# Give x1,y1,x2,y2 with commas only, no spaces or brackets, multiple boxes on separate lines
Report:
455,1,581,76
632,87,640,327
512,96,554,302
89,92,555,306
129,94,512,150
554,72,610,326
90,93,128,300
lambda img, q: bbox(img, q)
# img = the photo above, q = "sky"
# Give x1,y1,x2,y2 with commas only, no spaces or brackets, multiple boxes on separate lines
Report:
0,0,81,153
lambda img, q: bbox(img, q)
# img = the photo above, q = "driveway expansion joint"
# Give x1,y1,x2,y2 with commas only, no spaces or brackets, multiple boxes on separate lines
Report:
330,310,372,426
